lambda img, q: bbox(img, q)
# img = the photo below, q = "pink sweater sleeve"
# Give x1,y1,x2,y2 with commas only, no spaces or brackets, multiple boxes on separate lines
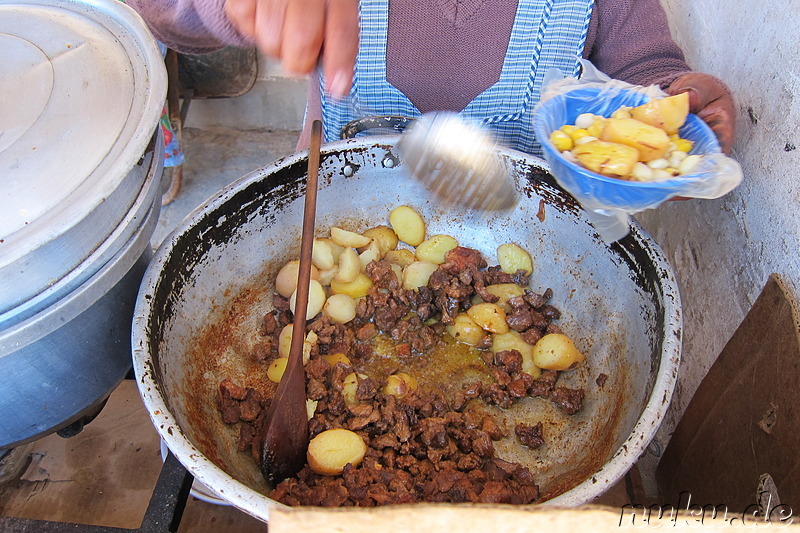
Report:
127,0,254,54
584,0,691,88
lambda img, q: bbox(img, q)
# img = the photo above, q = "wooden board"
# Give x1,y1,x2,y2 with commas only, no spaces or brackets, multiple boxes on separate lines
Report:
0,380,263,532
657,273,800,512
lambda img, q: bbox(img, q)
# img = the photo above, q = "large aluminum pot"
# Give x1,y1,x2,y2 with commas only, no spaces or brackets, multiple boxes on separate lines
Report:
0,0,167,448
133,137,681,521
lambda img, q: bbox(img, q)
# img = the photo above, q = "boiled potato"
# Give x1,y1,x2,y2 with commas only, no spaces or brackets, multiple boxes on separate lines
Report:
600,118,671,162
342,372,367,405
304,330,318,365
491,330,541,379
323,293,357,324
331,226,371,248
360,225,399,256
389,205,426,246
279,324,317,363
317,266,338,286
572,140,640,178
358,240,381,271
278,324,294,358
402,261,439,290
416,234,459,265
384,249,417,268
289,279,327,320
307,428,367,476
267,357,288,383
330,272,373,298
467,303,509,334
382,373,418,397
630,92,689,135
485,283,526,313
306,399,318,420
312,238,335,270
275,260,321,299
531,333,585,371
323,353,351,368
497,243,533,275
446,312,486,345
334,247,360,283
317,237,344,262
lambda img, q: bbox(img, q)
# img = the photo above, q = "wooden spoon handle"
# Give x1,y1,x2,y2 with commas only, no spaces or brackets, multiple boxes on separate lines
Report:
287,120,322,371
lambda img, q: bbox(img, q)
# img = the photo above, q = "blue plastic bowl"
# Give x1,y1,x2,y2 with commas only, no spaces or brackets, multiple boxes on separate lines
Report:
533,86,722,209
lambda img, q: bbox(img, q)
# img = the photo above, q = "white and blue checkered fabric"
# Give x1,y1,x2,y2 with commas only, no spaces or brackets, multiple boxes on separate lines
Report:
321,0,594,155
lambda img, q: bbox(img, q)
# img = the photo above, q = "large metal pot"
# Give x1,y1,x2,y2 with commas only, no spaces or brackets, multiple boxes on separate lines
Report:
0,0,167,448
133,137,681,521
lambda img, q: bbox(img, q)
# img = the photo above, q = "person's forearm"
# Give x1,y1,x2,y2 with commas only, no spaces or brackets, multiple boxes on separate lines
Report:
587,0,690,88
127,0,253,54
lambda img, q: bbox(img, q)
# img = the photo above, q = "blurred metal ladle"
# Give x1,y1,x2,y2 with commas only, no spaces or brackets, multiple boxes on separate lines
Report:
396,112,518,211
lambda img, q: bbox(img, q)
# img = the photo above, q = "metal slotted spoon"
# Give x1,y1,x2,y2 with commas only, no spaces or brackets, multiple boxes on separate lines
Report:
396,112,519,211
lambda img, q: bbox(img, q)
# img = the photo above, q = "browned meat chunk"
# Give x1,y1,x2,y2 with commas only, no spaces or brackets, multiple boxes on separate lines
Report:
515,422,544,449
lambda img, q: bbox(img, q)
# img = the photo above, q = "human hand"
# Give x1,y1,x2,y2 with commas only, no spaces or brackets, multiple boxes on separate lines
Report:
224,0,358,97
666,73,736,154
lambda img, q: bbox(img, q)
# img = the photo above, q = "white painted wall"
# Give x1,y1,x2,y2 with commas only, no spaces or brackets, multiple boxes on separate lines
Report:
636,0,800,473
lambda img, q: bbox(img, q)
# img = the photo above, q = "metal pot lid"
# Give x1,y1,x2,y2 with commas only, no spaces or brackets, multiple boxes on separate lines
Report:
0,0,167,314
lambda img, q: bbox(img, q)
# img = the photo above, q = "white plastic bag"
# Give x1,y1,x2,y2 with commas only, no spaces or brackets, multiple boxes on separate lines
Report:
533,60,743,242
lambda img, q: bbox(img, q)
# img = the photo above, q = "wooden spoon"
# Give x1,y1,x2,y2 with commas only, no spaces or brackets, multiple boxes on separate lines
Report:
258,120,322,485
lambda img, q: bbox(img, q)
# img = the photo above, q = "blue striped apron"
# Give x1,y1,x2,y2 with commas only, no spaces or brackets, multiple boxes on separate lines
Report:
321,0,594,155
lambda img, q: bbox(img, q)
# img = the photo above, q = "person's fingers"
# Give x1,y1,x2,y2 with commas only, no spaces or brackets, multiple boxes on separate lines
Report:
225,0,258,39
667,73,736,154
696,106,735,154
322,0,358,97
253,0,290,58
279,0,325,74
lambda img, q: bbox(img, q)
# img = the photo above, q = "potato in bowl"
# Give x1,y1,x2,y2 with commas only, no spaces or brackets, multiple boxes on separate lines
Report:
533,86,724,210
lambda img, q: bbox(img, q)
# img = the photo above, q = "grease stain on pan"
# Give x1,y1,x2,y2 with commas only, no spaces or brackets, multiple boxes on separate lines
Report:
138,139,681,515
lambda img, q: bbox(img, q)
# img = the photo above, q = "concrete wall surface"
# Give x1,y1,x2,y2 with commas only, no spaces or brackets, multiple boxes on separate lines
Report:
636,0,800,468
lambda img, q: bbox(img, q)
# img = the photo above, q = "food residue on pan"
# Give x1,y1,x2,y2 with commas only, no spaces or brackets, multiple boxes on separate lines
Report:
216,204,590,506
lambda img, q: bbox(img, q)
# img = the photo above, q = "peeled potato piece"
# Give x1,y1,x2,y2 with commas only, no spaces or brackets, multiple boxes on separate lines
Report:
275,260,321,299
360,225,399,256
491,330,541,379
290,279,327,320
323,293,357,324
267,357,288,383
485,283,526,313
600,117,671,162
358,240,382,271
497,243,533,275
572,140,640,178
323,353,351,368
331,226,371,248
312,238,335,270
335,247,360,283
317,237,344,262
278,324,317,364
402,261,439,290
384,249,416,268
307,428,367,476
531,333,585,371
382,373,418,398
416,234,459,265
467,303,509,334
342,372,367,405
389,205,426,246
630,92,689,135
446,313,486,346
330,272,373,298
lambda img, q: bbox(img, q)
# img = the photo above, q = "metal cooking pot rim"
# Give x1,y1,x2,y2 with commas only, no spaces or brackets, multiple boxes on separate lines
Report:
134,135,681,521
